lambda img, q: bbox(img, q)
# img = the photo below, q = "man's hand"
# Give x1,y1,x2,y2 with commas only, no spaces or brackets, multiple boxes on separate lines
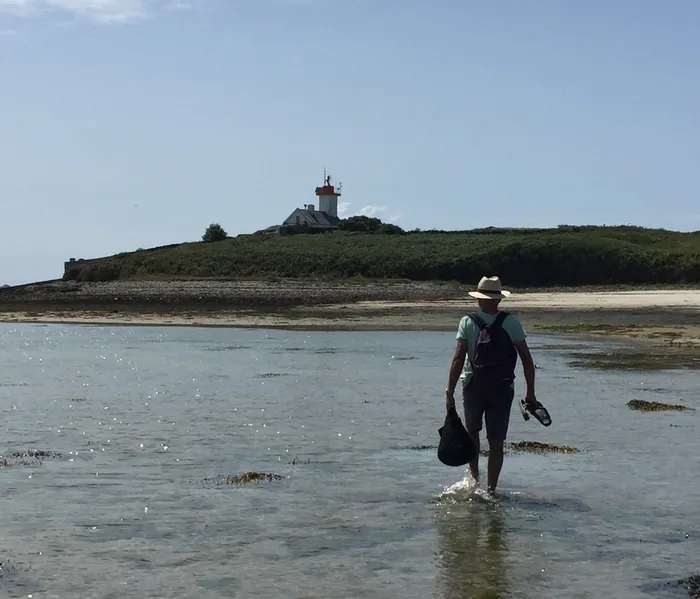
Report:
514,339,537,410
445,389,456,412
524,392,537,408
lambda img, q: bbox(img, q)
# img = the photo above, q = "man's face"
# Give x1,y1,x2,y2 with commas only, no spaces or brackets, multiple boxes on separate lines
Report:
478,298,501,310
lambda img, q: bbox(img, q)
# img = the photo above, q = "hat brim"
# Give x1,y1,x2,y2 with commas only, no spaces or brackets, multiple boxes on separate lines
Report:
468,290,511,300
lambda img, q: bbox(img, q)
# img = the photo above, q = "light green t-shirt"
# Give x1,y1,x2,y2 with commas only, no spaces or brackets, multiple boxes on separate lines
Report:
456,311,527,387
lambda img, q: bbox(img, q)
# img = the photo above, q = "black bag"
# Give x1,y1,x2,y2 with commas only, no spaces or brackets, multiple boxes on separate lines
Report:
469,311,518,389
437,407,477,466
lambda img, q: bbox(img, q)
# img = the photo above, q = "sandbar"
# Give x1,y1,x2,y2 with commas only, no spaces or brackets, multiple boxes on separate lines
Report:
1,281,699,349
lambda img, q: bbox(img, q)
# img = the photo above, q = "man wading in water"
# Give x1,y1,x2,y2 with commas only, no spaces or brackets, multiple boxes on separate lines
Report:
445,276,537,496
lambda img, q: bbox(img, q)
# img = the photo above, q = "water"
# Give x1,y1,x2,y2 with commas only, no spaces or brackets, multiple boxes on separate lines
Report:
0,323,698,599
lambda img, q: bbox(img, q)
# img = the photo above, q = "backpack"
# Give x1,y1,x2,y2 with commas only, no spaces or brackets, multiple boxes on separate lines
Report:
467,311,518,389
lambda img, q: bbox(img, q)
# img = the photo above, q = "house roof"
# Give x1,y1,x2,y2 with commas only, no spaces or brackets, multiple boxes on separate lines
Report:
286,208,341,228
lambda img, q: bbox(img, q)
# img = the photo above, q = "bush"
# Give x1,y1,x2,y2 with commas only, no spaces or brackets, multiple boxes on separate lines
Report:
63,263,121,282
339,216,404,234
202,223,228,243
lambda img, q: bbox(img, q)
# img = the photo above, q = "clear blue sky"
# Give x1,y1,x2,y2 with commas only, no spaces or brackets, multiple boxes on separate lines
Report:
1,0,699,285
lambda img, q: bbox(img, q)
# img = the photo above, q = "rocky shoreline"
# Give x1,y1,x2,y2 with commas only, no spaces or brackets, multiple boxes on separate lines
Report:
0,279,466,310
2,280,700,351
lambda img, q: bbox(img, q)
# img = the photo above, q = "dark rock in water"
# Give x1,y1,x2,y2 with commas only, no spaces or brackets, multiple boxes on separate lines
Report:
683,574,700,598
204,472,285,486
0,449,64,470
657,574,700,598
627,399,695,413
510,441,579,454
480,441,580,456
1,449,62,468
9,449,62,459
396,444,436,451
0,458,38,468
641,573,700,597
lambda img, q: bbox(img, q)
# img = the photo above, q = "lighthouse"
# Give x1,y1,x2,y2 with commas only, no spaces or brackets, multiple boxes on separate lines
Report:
314,170,341,218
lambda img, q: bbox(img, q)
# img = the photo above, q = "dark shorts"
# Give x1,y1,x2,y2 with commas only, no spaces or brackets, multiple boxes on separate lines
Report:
462,382,515,441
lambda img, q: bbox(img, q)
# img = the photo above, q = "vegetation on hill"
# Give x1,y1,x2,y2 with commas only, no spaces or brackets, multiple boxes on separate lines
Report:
338,215,404,234
202,223,228,242
63,224,700,287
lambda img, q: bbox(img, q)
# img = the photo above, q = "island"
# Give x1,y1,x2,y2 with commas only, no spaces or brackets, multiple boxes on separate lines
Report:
1,222,700,349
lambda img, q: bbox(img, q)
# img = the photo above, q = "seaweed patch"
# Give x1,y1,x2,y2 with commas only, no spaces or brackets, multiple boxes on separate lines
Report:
683,574,700,598
197,472,285,486
627,399,695,412
0,449,63,469
657,574,700,598
507,441,580,454
481,441,580,456
9,450,62,459
390,444,436,451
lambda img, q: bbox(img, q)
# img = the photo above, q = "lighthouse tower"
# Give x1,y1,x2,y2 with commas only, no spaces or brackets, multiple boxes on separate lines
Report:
315,170,341,218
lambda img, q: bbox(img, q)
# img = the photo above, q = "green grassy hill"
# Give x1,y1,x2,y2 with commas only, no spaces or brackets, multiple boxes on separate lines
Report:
63,225,700,287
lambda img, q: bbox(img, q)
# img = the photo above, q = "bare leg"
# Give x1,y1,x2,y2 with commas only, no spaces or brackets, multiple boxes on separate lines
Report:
467,428,480,483
487,440,504,494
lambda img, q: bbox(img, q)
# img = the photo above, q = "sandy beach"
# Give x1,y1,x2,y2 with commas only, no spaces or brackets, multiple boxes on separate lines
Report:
2,280,700,349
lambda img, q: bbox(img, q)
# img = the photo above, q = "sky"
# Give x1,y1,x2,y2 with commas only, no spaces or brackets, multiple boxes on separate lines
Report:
1,0,699,285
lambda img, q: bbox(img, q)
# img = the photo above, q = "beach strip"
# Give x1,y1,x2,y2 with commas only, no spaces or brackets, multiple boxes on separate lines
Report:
1,281,700,348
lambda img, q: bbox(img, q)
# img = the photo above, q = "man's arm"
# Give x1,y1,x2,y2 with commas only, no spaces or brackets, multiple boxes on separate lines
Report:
445,339,467,411
513,339,536,404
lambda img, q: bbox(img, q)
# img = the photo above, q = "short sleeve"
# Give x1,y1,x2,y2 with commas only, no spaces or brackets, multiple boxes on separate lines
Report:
456,316,469,340
504,314,527,343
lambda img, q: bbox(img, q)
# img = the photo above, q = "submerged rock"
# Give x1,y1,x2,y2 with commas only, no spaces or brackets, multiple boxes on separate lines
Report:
507,441,580,454
0,449,64,469
9,449,62,459
204,472,285,486
0,457,42,468
627,399,695,412
480,441,580,456
662,574,700,598
222,472,283,485
401,445,435,451
683,574,700,597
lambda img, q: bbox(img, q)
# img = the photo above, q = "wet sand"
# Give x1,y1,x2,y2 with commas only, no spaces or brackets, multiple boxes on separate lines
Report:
2,280,700,349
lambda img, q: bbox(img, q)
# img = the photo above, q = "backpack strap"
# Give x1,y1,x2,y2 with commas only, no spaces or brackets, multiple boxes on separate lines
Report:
469,313,486,329
470,312,508,329
493,311,509,328
465,313,483,369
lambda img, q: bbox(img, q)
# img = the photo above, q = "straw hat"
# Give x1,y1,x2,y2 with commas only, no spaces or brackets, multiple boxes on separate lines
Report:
467,276,512,300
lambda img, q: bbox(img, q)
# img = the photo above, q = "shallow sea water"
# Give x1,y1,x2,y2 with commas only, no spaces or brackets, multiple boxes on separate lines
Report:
0,323,698,599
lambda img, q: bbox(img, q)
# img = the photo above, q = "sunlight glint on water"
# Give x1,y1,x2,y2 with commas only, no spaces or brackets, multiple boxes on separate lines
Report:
0,323,698,599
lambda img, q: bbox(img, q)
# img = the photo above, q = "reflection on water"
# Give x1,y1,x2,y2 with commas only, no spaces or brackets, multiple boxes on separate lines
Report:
0,324,698,598
437,503,509,599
